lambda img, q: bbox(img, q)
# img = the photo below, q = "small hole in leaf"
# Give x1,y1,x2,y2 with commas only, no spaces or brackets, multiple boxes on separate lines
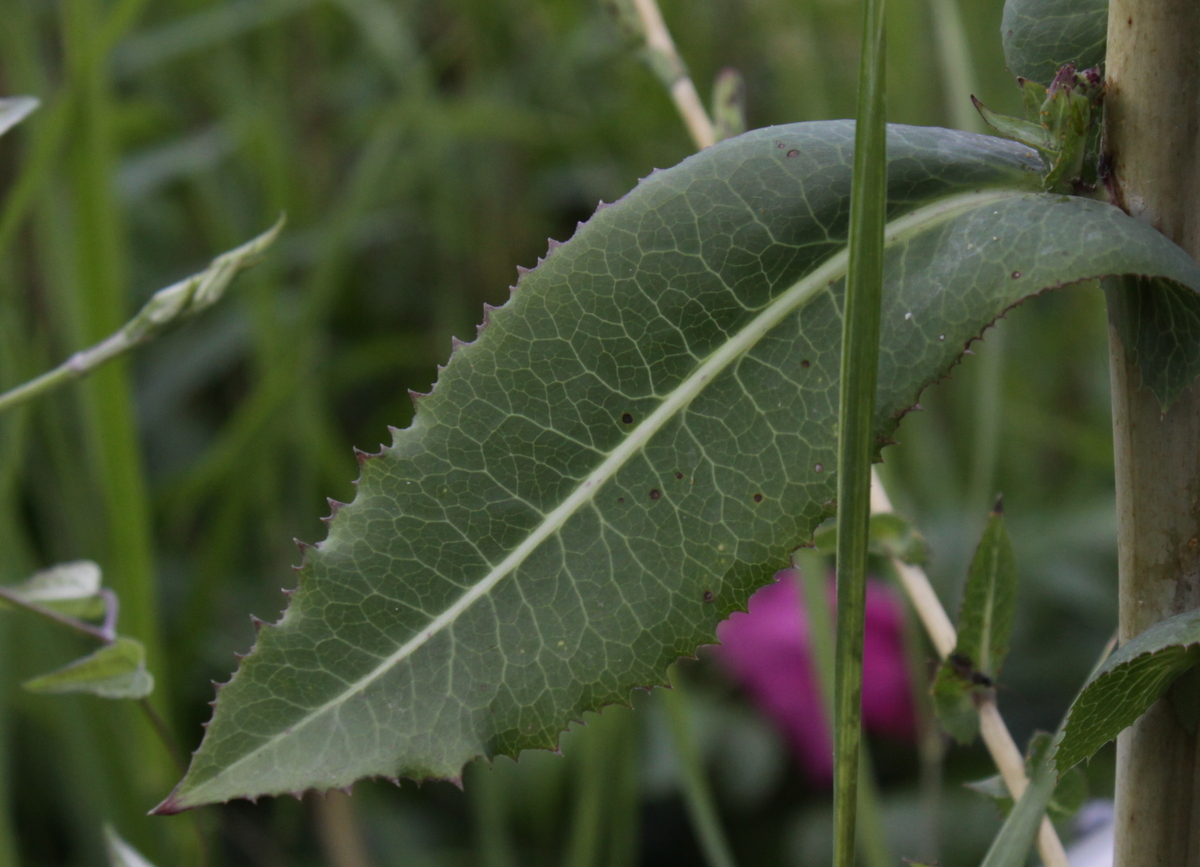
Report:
649,489,661,500
621,413,633,424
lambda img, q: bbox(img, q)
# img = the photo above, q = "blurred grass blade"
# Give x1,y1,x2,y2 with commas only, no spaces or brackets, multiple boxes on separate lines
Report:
113,0,325,75
833,0,887,863
662,677,737,867
23,637,154,700
0,218,283,416
977,742,1057,867
104,825,158,867
0,97,38,138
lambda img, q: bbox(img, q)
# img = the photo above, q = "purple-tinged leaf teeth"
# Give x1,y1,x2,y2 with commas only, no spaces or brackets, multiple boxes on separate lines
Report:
250,615,266,633
546,238,563,252
354,448,370,465
515,265,530,276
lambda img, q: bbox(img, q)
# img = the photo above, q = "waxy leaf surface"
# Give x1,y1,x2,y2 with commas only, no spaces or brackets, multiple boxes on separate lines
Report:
161,122,1200,811
1057,607,1200,773
1001,0,1107,85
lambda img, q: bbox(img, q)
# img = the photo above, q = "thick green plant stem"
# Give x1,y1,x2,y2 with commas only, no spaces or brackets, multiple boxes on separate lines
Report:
833,0,887,864
1104,1,1200,863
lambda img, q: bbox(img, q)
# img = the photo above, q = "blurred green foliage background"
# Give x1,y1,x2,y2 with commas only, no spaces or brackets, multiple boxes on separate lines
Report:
0,0,1118,864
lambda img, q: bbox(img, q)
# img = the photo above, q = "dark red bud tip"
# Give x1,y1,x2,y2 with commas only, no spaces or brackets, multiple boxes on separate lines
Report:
992,494,1004,514
149,795,186,816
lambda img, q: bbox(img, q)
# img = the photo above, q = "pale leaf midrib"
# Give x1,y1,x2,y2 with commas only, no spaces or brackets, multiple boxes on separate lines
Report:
188,186,1026,800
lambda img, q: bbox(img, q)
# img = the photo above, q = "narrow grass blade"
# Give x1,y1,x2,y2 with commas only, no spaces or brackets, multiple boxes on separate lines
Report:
662,677,737,867
833,0,888,863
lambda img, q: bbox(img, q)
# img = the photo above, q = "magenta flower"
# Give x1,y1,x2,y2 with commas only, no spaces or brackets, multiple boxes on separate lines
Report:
713,569,915,782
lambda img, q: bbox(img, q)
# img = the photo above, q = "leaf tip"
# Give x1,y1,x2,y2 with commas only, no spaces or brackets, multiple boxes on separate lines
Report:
148,793,185,816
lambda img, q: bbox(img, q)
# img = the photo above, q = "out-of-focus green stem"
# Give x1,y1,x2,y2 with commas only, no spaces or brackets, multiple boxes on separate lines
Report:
928,0,984,133
470,763,516,867
833,0,887,862
662,674,736,867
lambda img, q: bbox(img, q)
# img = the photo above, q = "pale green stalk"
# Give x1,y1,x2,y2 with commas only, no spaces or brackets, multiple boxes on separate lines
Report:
0,220,282,416
832,0,887,863
1104,3,1200,860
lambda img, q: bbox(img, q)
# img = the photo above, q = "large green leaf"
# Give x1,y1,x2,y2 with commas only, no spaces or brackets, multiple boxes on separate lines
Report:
157,121,1200,812
1056,607,1200,773
1001,0,1108,85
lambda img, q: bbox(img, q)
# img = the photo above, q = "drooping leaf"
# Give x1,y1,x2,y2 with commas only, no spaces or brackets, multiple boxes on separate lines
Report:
1105,276,1200,411
0,561,106,619
1056,607,1200,773
23,637,154,700
965,731,1087,823
1001,0,1107,86
932,504,1018,743
0,96,38,138
159,121,1200,812
103,825,158,867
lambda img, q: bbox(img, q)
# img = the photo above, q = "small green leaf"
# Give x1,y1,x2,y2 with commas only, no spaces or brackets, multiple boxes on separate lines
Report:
932,664,979,744
951,504,1018,681
932,505,1017,743
0,561,105,619
971,732,1086,822
972,97,1054,152
0,96,38,138
813,513,930,565
1057,607,1200,773
103,825,158,867
23,637,154,700
1001,0,1107,86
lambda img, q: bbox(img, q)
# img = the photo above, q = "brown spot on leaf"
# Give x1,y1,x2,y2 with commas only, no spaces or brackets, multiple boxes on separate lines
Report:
649,489,661,500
